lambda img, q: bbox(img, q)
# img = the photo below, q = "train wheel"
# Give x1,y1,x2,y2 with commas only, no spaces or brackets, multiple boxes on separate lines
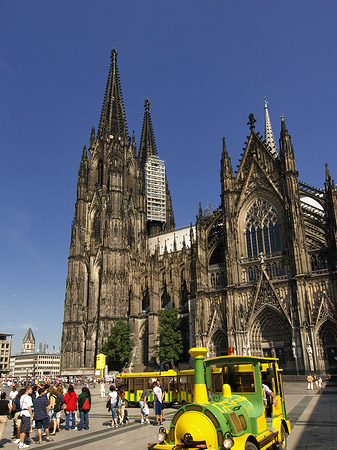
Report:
274,424,287,450
245,442,258,450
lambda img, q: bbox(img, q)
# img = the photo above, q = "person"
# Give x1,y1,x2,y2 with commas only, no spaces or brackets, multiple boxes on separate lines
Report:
54,385,65,432
77,387,91,431
100,382,106,398
307,374,314,390
157,380,166,422
262,383,277,417
108,385,118,428
64,385,77,431
12,388,25,444
139,386,152,425
9,384,18,439
33,387,53,444
0,392,12,448
313,373,319,389
318,375,323,391
153,381,163,425
48,387,58,435
117,387,126,425
19,385,33,449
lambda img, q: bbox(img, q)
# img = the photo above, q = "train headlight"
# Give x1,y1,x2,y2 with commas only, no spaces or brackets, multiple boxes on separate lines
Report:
223,437,234,449
183,433,193,444
157,427,167,444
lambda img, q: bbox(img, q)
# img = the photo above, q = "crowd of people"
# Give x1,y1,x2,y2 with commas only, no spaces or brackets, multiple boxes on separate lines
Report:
0,381,93,448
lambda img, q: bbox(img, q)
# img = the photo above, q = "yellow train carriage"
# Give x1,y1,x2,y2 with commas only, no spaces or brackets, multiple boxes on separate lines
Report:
115,370,178,406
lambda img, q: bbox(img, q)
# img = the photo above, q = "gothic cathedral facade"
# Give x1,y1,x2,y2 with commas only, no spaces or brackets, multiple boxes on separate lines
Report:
61,50,337,375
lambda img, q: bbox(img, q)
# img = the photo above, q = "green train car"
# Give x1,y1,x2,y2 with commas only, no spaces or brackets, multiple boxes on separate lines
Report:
149,348,291,450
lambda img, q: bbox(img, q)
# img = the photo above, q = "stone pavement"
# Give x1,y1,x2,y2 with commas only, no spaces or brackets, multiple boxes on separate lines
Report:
1,382,336,449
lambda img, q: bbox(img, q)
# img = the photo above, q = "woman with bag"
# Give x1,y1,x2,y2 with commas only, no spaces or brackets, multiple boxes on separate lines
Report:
108,385,118,428
0,392,12,448
53,385,64,433
77,387,91,431
64,385,77,431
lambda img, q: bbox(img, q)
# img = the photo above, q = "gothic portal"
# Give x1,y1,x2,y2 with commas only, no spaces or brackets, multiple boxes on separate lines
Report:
61,51,337,375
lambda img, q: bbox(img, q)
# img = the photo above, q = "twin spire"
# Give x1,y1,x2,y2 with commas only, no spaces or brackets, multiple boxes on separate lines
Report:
264,97,278,157
98,49,158,165
98,48,128,140
139,98,158,167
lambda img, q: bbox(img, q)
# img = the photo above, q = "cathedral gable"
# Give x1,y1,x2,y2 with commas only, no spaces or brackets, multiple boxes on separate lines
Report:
236,159,283,214
315,292,336,325
248,268,291,326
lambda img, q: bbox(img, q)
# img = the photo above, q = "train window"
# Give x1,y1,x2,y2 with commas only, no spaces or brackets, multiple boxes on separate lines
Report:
210,363,255,394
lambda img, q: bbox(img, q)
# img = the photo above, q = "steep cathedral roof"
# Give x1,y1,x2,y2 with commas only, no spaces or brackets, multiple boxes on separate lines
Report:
139,98,158,167
23,327,35,343
98,48,128,140
264,97,278,158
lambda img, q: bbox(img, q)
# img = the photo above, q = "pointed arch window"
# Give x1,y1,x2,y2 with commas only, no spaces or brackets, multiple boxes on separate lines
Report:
93,212,101,243
245,199,281,258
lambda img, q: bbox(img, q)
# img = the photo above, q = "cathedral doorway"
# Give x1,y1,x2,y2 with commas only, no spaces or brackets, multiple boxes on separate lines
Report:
249,306,293,371
317,319,337,371
211,330,228,357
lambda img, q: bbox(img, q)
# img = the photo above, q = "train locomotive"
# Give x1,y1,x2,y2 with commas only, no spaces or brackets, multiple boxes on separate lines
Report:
149,348,291,450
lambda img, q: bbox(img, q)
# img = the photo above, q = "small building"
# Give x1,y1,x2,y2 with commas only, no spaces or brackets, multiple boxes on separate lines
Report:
10,352,61,379
0,333,13,376
9,328,60,379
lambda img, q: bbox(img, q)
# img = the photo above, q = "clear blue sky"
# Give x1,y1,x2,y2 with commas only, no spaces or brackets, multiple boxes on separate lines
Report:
1,1,336,354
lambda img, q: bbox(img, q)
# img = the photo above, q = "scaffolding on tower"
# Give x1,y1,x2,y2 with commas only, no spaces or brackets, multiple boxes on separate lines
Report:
145,155,166,223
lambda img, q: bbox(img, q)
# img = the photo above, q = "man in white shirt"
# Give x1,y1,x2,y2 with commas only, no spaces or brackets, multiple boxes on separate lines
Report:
153,382,163,426
19,385,33,449
262,383,277,417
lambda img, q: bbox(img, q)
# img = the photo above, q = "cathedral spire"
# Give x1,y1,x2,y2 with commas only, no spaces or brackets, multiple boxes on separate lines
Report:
139,98,158,167
98,48,128,140
221,137,233,190
264,97,278,157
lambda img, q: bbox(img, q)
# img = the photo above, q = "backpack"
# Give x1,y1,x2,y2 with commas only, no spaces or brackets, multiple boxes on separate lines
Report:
82,397,90,410
54,396,64,413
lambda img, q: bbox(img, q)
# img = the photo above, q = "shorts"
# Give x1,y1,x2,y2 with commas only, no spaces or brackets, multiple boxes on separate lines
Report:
35,416,50,430
56,411,62,419
14,411,21,428
155,401,162,415
49,408,56,420
20,415,31,433
139,400,149,416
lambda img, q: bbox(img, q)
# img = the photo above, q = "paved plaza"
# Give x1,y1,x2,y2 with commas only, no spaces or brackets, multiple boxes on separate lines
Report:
1,382,336,449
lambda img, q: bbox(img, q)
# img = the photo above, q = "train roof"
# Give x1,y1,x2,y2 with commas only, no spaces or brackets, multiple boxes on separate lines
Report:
205,355,279,364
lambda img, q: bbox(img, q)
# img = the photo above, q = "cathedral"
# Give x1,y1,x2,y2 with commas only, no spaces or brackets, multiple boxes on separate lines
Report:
61,49,337,375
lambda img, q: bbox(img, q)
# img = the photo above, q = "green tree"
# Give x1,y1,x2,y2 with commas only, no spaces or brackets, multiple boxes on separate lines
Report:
154,308,183,366
100,320,132,372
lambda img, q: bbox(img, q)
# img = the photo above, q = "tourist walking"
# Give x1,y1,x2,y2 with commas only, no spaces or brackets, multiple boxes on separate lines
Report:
100,382,106,398
108,385,118,428
77,387,91,431
64,385,77,431
0,392,12,448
